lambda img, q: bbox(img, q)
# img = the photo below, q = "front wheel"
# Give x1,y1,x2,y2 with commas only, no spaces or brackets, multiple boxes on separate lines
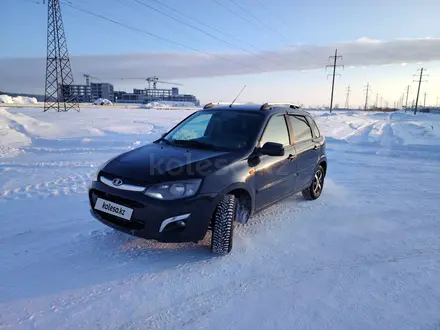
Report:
211,194,236,255
302,165,325,200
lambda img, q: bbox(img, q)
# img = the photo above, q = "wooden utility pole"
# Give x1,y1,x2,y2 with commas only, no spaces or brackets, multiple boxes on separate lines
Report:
325,49,343,113
404,85,411,112
413,68,428,115
344,85,351,109
364,83,370,110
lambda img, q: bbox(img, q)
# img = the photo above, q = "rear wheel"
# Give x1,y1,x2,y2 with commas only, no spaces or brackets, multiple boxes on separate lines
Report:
302,165,325,200
211,194,236,255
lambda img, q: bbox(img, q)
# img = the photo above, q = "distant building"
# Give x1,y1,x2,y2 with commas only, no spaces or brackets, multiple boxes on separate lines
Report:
60,82,114,102
60,84,92,102
114,87,199,105
91,83,114,102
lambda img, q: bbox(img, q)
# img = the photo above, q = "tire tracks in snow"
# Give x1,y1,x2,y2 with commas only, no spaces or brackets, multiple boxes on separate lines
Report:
0,172,92,201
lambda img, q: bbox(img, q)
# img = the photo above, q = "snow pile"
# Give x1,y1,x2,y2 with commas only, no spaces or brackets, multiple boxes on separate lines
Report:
143,101,168,108
143,101,197,109
93,98,113,106
0,94,38,104
315,110,440,147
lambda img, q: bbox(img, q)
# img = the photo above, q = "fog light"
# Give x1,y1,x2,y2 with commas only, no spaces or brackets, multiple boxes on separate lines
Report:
159,213,190,232
175,220,186,228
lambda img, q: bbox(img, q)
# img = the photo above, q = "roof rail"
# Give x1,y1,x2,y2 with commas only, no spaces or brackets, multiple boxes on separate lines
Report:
203,102,245,109
260,103,301,111
203,102,216,109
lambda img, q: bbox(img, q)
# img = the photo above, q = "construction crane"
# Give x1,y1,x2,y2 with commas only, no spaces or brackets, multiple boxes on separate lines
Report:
83,74,101,86
118,76,182,90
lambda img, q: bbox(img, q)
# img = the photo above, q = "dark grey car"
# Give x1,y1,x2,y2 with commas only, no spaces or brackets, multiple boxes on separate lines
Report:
89,102,327,255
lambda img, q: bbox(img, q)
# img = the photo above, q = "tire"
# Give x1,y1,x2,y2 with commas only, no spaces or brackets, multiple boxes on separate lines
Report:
211,194,236,255
302,165,325,200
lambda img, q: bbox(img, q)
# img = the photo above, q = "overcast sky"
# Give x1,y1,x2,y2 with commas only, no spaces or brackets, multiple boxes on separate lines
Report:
2,0,440,107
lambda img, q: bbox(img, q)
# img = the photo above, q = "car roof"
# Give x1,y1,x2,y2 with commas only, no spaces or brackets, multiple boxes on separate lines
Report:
201,102,310,117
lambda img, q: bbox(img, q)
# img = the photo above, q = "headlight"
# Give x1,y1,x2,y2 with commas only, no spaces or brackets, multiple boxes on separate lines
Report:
145,179,202,200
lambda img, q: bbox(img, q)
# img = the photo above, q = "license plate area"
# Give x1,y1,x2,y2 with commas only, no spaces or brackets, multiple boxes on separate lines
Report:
94,198,133,221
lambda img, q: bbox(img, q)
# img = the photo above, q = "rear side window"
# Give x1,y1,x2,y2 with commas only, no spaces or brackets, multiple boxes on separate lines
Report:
307,116,321,138
289,115,313,143
260,115,290,146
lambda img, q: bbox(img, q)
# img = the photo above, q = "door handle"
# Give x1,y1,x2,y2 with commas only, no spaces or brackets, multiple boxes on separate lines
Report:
287,154,296,161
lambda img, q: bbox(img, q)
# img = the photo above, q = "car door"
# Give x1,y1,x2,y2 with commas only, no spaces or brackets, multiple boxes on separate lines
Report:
254,114,297,210
288,114,318,191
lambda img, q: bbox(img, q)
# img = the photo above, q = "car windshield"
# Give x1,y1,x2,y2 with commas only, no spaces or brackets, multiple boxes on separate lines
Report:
162,110,263,151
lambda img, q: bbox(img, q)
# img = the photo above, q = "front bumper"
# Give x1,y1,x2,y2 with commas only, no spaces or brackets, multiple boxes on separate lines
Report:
89,180,218,243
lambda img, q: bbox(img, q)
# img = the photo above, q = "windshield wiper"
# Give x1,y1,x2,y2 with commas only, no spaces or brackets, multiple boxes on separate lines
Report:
172,139,223,151
156,137,172,145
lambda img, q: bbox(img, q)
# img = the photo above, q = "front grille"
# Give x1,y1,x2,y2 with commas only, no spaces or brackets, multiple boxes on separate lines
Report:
100,171,151,187
91,189,144,208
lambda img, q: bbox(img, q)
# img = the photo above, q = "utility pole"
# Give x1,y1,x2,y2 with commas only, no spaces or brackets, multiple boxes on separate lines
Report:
344,85,351,109
404,85,411,112
423,92,427,108
363,83,371,110
413,68,428,115
325,49,343,113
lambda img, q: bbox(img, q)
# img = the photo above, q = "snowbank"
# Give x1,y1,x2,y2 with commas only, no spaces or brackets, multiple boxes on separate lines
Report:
143,101,197,109
0,94,38,105
93,98,113,106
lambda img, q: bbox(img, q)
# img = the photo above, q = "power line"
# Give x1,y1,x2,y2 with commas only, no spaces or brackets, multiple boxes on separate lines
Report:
412,68,428,115
59,1,267,74
213,0,315,59
129,0,288,71
211,0,275,39
228,0,290,44
325,49,343,113
253,0,285,26
18,0,40,4
148,0,267,52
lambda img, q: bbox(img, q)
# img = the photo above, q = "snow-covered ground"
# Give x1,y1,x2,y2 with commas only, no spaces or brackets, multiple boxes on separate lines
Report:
1,107,440,330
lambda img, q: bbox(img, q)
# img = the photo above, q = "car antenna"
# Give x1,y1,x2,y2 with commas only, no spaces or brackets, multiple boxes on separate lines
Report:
229,85,246,107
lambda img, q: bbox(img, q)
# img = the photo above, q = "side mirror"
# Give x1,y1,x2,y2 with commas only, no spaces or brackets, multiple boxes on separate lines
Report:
260,142,285,157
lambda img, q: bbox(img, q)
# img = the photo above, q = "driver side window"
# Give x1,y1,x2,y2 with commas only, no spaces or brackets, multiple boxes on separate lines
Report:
260,115,290,147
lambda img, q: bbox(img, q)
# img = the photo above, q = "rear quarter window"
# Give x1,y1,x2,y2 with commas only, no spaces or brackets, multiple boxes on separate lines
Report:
307,116,321,138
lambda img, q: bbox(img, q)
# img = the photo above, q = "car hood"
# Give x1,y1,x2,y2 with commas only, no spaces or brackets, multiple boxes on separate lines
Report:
102,142,241,184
